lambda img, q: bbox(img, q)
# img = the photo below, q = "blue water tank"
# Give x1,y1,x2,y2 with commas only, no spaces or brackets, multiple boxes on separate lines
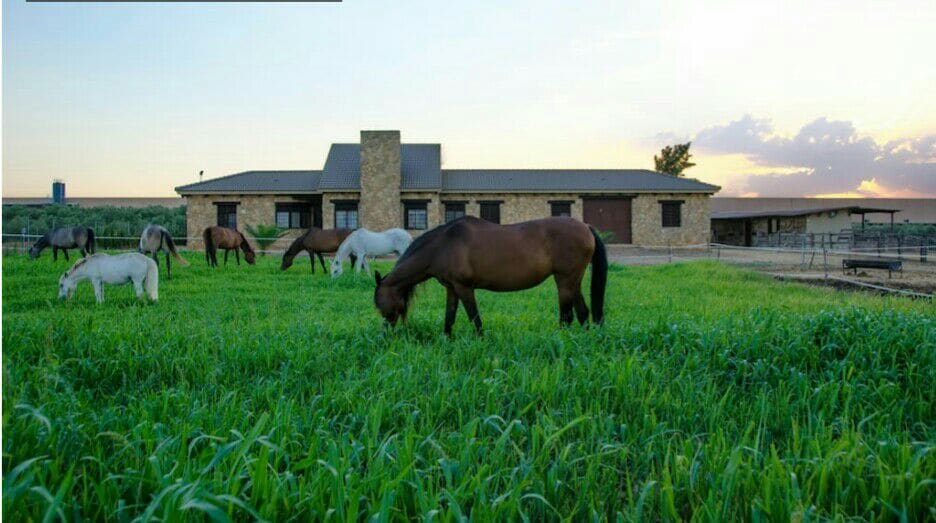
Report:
52,181,66,204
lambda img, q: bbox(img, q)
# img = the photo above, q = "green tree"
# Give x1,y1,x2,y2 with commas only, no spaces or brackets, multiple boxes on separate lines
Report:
245,224,286,255
654,142,696,176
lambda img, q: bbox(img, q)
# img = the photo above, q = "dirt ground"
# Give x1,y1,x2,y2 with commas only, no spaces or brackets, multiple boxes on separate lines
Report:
606,245,936,296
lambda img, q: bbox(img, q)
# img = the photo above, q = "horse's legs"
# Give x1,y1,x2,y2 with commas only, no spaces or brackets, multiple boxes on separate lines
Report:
307,250,315,273
80,247,87,258
354,253,365,274
555,274,579,327
349,253,357,270
132,277,144,299
53,247,58,261
224,249,229,265
153,252,159,266
454,285,482,335
63,249,70,262
444,286,459,337
93,279,104,303
166,252,172,280
234,249,240,265
573,291,589,326
318,252,327,273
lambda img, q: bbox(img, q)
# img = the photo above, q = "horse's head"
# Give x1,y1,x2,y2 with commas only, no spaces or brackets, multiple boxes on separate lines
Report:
58,272,76,300
28,236,47,259
374,271,408,326
239,233,257,265
330,257,343,278
280,253,293,271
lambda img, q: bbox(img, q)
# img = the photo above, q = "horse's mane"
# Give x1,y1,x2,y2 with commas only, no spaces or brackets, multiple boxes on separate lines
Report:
284,232,307,256
396,219,460,265
238,232,255,253
65,256,94,276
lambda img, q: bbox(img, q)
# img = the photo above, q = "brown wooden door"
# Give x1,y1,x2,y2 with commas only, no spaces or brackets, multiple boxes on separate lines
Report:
583,198,632,244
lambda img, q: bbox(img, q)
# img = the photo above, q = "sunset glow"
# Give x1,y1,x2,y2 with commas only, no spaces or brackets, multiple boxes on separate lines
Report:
3,0,934,197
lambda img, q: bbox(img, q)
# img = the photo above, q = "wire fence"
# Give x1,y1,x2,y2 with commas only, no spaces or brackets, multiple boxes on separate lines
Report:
5,232,934,297
1,233,292,255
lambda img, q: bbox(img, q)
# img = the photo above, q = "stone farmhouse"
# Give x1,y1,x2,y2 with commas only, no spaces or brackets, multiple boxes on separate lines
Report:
176,131,720,249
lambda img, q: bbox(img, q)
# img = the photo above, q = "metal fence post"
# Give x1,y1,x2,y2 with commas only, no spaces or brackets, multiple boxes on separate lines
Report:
823,247,828,279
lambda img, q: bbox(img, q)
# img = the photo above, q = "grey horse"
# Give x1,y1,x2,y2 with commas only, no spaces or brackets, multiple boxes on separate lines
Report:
138,224,189,280
29,226,96,261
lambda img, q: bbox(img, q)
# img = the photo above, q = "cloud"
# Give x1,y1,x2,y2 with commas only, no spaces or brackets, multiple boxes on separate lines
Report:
692,115,936,197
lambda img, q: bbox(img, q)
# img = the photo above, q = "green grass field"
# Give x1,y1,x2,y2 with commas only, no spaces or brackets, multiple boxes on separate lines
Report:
3,252,934,521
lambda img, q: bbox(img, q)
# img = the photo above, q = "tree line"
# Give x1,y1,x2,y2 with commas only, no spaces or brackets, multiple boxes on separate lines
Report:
2,204,187,245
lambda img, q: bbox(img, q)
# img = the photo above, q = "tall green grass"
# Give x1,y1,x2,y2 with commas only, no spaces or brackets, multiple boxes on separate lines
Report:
3,254,934,520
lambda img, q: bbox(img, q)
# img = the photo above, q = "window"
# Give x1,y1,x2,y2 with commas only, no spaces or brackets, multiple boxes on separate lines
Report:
216,203,238,229
404,201,428,230
334,201,359,229
275,202,311,229
479,201,501,224
444,202,466,223
660,200,683,228
550,201,572,217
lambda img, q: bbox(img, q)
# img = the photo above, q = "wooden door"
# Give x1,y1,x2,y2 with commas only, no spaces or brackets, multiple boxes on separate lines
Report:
583,198,632,244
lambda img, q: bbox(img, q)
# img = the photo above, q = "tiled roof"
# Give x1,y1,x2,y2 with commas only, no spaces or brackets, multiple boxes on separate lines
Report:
174,144,721,195
175,171,321,194
441,169,719,193
712,206,899,220
319,143,442,190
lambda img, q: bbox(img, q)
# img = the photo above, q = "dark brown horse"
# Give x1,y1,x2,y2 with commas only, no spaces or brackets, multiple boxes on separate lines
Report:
203,226,256,267
374,216,607,336
280,227,355,273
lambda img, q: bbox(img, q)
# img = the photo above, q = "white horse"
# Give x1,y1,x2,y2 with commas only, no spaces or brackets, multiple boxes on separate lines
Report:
331,228,412,277
58,253,159,303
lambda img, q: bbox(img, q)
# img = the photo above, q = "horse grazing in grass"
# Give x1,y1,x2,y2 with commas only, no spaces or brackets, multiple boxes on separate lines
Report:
29,226,96,261
331,228,412,277
139,224,189,280
281,227,355,273
203,226,256,267
374,216,607,336
58,253,158,303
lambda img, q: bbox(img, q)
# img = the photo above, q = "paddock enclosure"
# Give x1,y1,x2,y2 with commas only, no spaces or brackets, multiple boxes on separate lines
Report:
2,252,934,520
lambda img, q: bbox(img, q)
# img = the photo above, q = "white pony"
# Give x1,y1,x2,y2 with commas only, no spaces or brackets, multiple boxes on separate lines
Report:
58,253,159,303
331,228,412,277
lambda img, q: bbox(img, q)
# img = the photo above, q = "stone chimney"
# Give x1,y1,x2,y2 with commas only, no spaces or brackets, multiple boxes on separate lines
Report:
359,130,402,230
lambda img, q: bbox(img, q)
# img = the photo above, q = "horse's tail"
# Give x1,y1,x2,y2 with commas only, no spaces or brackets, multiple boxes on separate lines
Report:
86,227,96,254
162,230,189,266
203,228,214,264
144,257,159,301
589,226,608,325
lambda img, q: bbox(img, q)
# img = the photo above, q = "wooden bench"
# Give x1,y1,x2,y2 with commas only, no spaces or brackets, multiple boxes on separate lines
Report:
842,259,903,278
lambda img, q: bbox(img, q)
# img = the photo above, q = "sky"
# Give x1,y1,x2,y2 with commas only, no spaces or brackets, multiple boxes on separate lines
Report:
2,0,935,198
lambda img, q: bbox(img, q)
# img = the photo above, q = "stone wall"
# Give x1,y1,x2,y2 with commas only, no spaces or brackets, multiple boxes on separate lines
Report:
805,212,852,234
359,131,401,231
322,192,360,229
184,194,310,251
631,193,711,246
402,192,442,235
440,193,584,224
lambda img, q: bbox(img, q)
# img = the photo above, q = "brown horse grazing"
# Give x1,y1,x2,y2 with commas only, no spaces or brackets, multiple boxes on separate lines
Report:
280,227,355,273
203,226,256,267
374,216,607,336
